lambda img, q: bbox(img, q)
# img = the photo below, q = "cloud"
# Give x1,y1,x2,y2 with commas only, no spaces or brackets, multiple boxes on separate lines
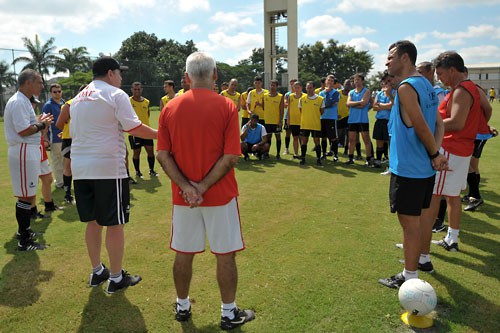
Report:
432,24,500,40
336,0,500,12
181,24,200,34
459,45,500,62
404,33,428,44
301,15,375,38
210,11,255,28
173,0,210,12
298,0,317,5
196,31,264,65
345,38,380,52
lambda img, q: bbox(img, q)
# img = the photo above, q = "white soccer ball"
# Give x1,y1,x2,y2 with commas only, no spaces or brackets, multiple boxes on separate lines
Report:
398,279,437,316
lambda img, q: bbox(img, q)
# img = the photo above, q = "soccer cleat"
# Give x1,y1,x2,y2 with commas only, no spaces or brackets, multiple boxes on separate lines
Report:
292,154,300,160
16,229,44,240
461,195,470,203
31,211,48,219
64,195,74,204
380,168,391,175
316,159,323,167
326,151,334,157
395,243,404,249
89,265,111,287
18,241,47,251
276,154,281,160
174,304,192,322
283,148,289,155
106,270,142,294
344,159,354,165
432,219,446,233
149,170,159,177
464,197,484,212
299,159,306,166
136,171,143,179
333,155,339,162
418,261,434,274
45,205,63,212
320,155,327,160
378,272,405,289
129,177,138,184
220,307,255,331
433,238,459,252
355,155,363,161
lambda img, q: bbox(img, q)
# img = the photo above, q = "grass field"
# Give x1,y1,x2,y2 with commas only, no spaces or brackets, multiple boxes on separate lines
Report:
0,103,499,333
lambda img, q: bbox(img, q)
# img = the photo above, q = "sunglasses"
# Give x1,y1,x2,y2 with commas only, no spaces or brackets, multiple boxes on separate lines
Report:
52,90,62,93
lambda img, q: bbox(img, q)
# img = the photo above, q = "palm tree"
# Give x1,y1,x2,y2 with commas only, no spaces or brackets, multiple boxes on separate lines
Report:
54,47,91,75
0,60,16,116
13,34,60,85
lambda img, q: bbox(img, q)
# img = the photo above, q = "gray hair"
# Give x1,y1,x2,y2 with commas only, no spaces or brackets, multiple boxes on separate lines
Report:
185,52,216,83
18,69,40,86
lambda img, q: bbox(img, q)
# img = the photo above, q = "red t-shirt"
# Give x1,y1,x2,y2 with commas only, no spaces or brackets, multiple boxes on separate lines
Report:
439,80,481,156
157,88,240,206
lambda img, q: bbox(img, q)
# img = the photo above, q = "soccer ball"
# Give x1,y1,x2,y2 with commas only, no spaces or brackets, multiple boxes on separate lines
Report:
398,279,437,316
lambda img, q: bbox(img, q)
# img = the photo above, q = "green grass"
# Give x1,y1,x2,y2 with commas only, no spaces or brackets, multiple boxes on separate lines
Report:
0,105,499,332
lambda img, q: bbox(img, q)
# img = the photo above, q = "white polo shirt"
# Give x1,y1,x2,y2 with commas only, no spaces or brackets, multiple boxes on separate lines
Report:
4,91,40,146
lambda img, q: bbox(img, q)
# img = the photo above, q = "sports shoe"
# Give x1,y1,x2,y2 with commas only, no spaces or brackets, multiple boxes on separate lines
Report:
129,177,138,184
326,151,334,157
395,243,404,249
284,148,289,155
64,195,74,204
175,304,192,322
316,159,323,167
355,155,363,161
89,265,110,287
45,204,63,212
461,195,470,203
220,307,255,331
136,171,143,179
18,241,47,251
464,197,484,212
333,155,339,162
344,159,354,165
149,170,159,177
378,272,405,289
432,219,446,233
299,159,306,166
105,270,142,294
292,154,300,160
320,155,327,160
15,229,44,240
418,261,434,273
380,168,391,175
433,238,459,252
276,154,281,160
31,211,48,219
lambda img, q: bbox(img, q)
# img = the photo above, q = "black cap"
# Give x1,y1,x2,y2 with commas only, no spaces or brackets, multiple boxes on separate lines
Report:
30,96,41,104
92,56,128,76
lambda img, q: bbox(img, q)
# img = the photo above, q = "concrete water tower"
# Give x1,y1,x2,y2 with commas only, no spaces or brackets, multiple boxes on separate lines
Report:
263,0,298,87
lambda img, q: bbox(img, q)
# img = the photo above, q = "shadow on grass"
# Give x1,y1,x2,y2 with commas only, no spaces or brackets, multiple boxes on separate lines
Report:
432,272,500,332
77,288,147,333
176,320,221,333
129,176,162,194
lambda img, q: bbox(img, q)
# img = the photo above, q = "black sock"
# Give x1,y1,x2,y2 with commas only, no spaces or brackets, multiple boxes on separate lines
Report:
31,206,37,217
276,140,281,155
63,175,72,196
147,156,155,171
315,144,321,159
16,200,32,241
469,173,481,199
376,147,384,161
437,198,447,221
133,158,140,173
356,142,361,157
383,142,389,159
301,144,307,159
285,136,290,149
332,141,338,156
321,139,327,155
348,154,354,161
45,201,55,209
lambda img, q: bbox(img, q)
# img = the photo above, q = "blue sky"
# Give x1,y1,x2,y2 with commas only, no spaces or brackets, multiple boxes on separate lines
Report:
1,0,499,77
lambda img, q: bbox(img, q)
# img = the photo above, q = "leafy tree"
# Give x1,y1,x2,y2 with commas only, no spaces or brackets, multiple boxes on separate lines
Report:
54,47,91,75
155,39,198,88
365,71,386,91
0,61,16,115
58,71,93,99
13,34,60,86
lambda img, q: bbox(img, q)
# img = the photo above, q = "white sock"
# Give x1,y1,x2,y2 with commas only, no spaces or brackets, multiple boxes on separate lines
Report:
109,271,123,283
93,263,104,275
222,301,237,319
403,269,418,280
444,227,460,244
177,297,190,310
419,254,431,264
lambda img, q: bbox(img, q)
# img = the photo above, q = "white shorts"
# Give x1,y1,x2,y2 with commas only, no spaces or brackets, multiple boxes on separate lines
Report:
40,159,52,176
8,143,42,198
170,197,245,254
433,148,471,197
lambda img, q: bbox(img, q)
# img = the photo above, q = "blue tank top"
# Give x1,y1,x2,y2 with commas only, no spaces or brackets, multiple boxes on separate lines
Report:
319,89,339,120
389,76,438,178
242,123,264,144
348,88,369,123
375,90,391,120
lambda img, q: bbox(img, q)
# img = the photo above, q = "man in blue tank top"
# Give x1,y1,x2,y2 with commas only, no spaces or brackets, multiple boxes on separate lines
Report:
378,40,448,289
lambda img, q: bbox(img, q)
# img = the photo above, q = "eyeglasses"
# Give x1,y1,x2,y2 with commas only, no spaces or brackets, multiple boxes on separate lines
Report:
52,90,62,93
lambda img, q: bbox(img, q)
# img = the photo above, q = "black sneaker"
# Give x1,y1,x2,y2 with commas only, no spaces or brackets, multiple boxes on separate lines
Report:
106,270,142,294
89,265,110,287
174,304,192,322
45,205,63,212
418,261,434,273
136,171,143,179
292,154,301,160
15,229,44,240
129,177,138,185
333,155,339,162
378,272,405,289
461,195,470,203
299,159,306,166
326,151,334,157
149,170,159,177
464,197,484,212
434,238,459,252
344,159,354,165
276,154,281,160
31,211,48,219
220,307,255,331
316,159,323,167
320,155,327,160
432,219,446,233
64,195,74,204
18,241,47,251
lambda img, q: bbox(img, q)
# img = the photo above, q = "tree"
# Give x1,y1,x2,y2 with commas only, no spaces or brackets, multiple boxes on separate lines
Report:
0,61,16,116
365,71,386,92
13,34,60,85
58,71,93,98
54,47,91,75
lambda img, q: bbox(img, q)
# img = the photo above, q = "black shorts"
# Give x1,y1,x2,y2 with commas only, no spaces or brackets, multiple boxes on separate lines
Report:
320,119,338,139
300,129,321,138
129,136,154,150
265,123,282,134
289,125,301,137
373,119,389,141
74,178,130,226
472,139,488,158
337,117,348,130
348,123,369,132
62,139,72,159
389,174,435,216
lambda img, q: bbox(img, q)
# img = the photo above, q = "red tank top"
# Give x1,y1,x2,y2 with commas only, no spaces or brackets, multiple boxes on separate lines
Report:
439,80,481,156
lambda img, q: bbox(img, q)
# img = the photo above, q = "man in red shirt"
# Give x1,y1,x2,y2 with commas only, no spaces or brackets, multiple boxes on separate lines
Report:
157,51,255,330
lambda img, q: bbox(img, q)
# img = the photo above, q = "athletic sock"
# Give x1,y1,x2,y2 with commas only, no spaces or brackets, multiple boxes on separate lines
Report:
444,227,460,244
331,141,338,157
31,206,38,217
93,263,105,275
469,173,481,199
16,200,32,242
348,154,354,161
276,139,281,155
403,269,418,280
419,254,431,264
44,200,55,210
376,147,384,161
321,139,327,155
177,296,191,311
109,271,123,283
301,144,307,159
222,302,237,319
437,198,447,221
63,174,72,195
285,136,290,149
132,158,140,173
147,156,155,171
383,142,389,159
356,142,361,157
315,144,321,159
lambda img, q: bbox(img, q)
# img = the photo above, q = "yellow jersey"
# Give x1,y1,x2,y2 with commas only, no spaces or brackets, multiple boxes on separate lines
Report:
240,91,250,119
263,93,283,125
161,95,174,108
288,92,306,125
62,99,72,139
247,89,268,119
221,90,241,108
176,89,185,96
337,90,349,120
300,95,324,131
130,97,150,126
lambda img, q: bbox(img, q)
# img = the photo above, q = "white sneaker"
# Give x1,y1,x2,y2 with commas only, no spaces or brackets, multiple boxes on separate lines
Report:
380,168,391,175
284,148,289,155
395,243,403,249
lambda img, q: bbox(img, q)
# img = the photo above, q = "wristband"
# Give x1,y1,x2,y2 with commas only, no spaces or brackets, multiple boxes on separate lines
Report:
34,122,46,132
429,150,439,159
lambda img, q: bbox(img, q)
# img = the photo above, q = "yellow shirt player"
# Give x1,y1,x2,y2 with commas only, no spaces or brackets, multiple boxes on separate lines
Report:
221,78,241,109
263,79,284,158
298,81,325,166
286,81,306,158
246,76,268,121
160,80,175,110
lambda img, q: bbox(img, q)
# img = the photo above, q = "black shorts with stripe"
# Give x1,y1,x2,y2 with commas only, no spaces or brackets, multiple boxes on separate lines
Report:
62,139,72,159
389,174,435,216
320,119,338,139
74,178,130,226
472,139,488,158
129,136,154,150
